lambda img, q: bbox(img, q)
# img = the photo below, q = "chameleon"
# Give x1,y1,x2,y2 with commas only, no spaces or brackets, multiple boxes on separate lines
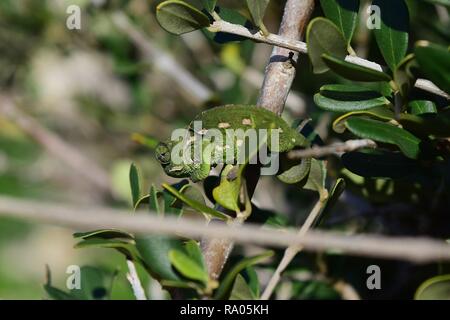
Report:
155,105,311,183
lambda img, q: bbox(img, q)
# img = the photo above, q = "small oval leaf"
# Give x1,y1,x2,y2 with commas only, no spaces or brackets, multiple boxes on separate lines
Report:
319,0,360,44
156,0,211,35
332,106,395,133
408,100,437,115
135,235,184,281
306,17,348,74
345,117,421,159
246,0,270,30
315,85,391,112
169,249,209,284
372,0,409,71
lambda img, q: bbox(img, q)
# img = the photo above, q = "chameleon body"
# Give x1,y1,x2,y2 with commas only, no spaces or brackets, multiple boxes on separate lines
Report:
156,105,310,182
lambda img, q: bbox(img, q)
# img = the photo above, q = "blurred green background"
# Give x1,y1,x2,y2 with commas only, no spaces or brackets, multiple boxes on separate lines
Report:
0,0,449,299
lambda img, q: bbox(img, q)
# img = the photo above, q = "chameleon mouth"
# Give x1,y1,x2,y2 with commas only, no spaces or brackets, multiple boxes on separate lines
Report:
155,142,171,165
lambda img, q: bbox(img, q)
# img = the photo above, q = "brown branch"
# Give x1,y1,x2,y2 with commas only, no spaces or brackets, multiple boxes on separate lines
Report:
256,0,315,115
0,195,449,263
288,139,377,159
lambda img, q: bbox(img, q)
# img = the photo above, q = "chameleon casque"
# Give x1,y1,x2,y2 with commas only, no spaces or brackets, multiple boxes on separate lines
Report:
156,105,311,183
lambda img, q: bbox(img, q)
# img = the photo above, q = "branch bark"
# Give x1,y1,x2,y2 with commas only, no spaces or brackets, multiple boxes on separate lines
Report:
288,139,377,159
0,195,449,263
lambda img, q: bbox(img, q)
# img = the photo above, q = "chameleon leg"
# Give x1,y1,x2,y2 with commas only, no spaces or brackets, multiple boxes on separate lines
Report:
190,141,213,182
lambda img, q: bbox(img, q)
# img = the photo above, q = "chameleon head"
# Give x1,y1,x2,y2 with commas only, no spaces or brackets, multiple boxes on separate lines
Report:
155,141,191,178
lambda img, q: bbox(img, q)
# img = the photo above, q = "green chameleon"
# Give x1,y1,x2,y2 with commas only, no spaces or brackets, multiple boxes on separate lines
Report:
156,105,311,182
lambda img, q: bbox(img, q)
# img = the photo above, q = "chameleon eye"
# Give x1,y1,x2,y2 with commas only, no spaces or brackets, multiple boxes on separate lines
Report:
156,143,171,164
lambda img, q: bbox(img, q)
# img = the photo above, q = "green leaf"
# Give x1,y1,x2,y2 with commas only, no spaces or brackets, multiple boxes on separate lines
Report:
332,106,395,133
169,249,209,284
315,85,391,112
408,100,437,115
163,183,229,220
74,238,139,261
137,182,189,215
229,274,256,300
214,251,273,299
415,274,450,300
303,159,328,201
242,266,260,298
129,163,140,207
246,0,270,31
342,149,420,178
44,285,77,300
172,184,206,211
319,0,360,44
277,158,311,184
213,165,242,211
201,0,216,13
415,41,450,94
345,117,421,159
306,17,348,74
148,184,163,213
184,240,206,271
322,54,392,82
372,0,409,71
73,229,133,240
156,0,211,35
135,235,184,281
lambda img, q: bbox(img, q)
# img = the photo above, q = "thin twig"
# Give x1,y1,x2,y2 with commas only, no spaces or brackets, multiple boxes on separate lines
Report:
126,259,147,300
288,139,377,159
0,195,449,263
0,95,114,197
111,12,213,106
261,199,325,300
210,20,449,100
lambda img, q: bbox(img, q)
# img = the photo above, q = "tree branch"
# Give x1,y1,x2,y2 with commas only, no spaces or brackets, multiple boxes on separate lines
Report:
0,195,449,263
256,0,316,115
288,139,377,159
210,20,449,100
